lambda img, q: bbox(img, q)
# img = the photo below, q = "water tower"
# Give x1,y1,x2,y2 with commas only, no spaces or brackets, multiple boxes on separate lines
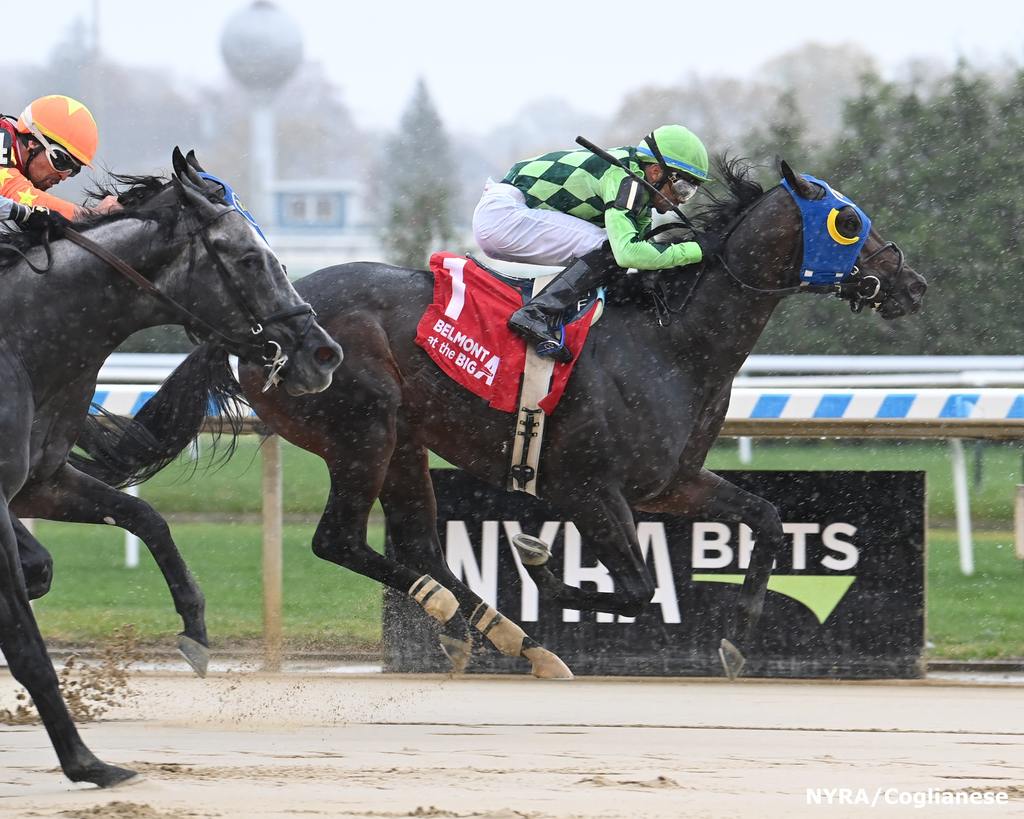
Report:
220,0,303,226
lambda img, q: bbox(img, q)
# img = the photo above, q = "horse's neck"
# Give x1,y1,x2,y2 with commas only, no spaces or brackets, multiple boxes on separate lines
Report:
662,270,781,384
4,221,178,389
662,189,795,383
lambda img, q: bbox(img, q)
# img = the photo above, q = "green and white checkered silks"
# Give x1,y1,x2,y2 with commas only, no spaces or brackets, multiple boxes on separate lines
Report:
502,147,644,225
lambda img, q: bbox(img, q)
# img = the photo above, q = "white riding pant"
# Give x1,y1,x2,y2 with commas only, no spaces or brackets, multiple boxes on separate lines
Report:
472,179,606,267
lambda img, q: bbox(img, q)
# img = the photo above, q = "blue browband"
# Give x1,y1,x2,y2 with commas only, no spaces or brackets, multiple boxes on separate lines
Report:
197,172,269,244
781,174,871,286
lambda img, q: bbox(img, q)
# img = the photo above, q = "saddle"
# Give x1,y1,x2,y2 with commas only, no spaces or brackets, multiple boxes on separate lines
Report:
414,252,606,497
466,253,605,323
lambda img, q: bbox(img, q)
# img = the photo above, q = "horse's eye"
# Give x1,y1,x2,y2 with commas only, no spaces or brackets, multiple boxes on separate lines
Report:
836,206,861,237
827,205,863,245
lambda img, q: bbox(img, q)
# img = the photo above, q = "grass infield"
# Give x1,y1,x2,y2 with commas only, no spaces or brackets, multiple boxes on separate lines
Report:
26,437,1024,659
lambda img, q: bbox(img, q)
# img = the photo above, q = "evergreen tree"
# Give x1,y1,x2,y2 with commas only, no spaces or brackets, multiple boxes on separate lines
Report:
379,79,457,268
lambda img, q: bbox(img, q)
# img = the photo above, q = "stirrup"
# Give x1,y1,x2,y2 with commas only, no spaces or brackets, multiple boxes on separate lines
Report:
534,326,571,363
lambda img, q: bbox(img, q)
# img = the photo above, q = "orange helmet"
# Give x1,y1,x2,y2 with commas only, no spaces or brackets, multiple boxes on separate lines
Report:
16,94,99,166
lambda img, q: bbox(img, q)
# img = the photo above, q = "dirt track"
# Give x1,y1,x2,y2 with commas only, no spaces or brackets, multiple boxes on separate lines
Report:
2,672,1023,818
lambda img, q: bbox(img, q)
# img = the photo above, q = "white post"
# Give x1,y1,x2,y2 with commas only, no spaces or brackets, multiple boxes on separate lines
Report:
250,105,275,228
262,434,283,671
23,518,35,536
738,436,753,465
1014,485,1024,561
949,438,974,576
124,484,140,569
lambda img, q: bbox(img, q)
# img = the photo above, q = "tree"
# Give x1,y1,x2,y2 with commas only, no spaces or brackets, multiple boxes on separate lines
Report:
743,86,813,182
378,79,457,268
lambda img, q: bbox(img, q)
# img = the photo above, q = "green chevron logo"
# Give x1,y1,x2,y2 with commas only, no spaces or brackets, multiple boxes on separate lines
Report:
692,574,856,624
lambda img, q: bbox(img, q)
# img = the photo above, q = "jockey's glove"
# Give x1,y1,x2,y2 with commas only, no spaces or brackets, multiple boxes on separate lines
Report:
696,230,725,263
10,204,70,237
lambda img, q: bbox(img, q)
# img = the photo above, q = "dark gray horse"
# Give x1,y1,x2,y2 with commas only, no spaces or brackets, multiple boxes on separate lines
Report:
0,147,341,788
70,159,926,680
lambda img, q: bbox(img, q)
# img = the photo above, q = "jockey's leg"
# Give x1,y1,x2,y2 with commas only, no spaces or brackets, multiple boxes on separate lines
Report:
507,244,621,363
379,432,572,679
472,180,606,265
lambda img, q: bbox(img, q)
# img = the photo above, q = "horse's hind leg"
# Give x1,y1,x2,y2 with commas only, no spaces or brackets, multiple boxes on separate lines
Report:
379,436,572,679
13,515,53,599
0,497,136,787
12,465,209,676
636,468,784,679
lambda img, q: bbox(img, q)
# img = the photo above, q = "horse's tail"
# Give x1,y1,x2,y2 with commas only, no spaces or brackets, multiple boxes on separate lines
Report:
71,344,248,488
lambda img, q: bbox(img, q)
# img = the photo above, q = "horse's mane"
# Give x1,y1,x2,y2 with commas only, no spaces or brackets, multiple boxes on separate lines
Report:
0,172,180,270
689,154,766,234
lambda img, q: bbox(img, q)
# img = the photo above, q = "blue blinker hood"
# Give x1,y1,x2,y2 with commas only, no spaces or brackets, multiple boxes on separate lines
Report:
781,174,871,286
197,172,269,245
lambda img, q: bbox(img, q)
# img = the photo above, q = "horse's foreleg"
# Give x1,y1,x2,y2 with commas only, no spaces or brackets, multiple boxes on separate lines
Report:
380,438,571,679
637,468,784,678
13,515,53,599
12,465,209,676
0,497,137,787
522,484,656,619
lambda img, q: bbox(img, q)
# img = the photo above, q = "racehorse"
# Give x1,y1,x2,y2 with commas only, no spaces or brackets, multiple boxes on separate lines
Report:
69,159,926,681
0,147,342,788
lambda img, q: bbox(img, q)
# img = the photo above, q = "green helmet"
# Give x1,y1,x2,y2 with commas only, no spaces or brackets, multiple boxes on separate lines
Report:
636,124,710,183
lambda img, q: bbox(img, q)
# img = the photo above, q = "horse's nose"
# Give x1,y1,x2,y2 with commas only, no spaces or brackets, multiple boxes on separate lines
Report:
314,340,343,373
909,277,927,301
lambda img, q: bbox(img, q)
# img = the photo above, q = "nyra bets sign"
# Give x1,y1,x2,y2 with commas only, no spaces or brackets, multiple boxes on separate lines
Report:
383,470,925,679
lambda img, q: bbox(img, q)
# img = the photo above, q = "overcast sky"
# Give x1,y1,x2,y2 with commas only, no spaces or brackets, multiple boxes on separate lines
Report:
8,0,1024,134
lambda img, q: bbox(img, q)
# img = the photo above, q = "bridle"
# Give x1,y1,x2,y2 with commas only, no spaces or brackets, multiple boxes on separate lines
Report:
648,185,906,324
25,185,315,391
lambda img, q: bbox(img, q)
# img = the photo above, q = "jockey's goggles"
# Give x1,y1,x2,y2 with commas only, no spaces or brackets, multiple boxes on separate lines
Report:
668,172,700,204
29,129,82,176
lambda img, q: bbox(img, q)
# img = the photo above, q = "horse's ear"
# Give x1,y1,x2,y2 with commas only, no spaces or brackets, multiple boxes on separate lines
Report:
185,150,206,173
173,171,216,213
171,146,207,191
171,146,188,179
779,159,820,199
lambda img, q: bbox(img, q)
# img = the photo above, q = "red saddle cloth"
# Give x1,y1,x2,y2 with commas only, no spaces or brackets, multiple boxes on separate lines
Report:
414,252,597,413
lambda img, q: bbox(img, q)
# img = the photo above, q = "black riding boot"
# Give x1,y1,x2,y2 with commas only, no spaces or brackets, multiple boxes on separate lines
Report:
508,246,618,363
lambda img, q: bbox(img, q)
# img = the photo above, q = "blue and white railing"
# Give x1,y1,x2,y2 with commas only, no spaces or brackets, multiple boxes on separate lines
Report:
90,385,1024,434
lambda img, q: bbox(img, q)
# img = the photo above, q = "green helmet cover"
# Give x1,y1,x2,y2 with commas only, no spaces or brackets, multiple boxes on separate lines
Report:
636,124,710,183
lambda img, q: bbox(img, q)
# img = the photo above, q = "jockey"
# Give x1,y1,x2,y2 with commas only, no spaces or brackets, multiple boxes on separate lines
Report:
473,124,720,362
1,94,120,230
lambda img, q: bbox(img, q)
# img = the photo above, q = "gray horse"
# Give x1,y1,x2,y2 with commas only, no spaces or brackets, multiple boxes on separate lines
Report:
0,148,341,788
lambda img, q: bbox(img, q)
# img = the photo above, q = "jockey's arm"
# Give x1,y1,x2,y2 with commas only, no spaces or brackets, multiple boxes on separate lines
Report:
601,172,704,270
0,166,119,221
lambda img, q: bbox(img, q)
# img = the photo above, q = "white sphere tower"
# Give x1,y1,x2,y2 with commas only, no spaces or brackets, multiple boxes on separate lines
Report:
220,0,303,227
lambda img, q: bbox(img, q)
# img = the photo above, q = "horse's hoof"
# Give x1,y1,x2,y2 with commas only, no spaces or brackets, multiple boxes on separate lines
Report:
439,634,472,674
719,638,746,681
71,762,141,789
107,771,145,789
523,646,573,680
511,533,552,566
177,634,209,678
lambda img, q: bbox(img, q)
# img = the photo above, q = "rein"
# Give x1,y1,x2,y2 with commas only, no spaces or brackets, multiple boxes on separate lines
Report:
45,199,314,391
648,185,904,324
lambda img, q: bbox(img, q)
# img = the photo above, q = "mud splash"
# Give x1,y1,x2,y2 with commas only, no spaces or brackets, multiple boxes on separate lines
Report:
0,624,144,725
